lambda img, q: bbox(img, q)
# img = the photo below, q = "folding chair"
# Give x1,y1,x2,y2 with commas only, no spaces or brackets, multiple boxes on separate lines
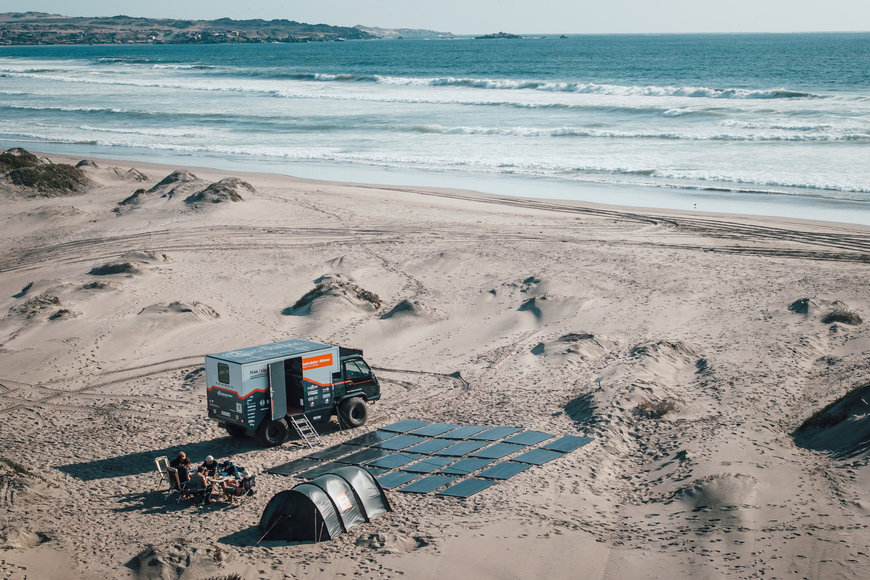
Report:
163,467,185,503
236,474,258,505
155,456,170,484
224,474,257,505
186,481,210,507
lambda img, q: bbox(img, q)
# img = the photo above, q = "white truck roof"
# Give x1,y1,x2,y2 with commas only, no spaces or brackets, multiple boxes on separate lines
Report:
206,339,332,365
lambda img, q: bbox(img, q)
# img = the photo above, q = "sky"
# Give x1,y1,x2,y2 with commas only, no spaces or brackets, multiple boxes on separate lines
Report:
6,0,870,35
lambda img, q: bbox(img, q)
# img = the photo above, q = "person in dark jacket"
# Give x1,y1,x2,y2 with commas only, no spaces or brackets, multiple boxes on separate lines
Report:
201,455,219,477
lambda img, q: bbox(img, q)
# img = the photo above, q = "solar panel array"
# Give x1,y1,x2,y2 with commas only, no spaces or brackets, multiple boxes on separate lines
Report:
268,420,593,498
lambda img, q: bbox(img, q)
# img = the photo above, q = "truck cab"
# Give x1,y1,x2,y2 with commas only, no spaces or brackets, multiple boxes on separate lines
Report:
205,339,380,447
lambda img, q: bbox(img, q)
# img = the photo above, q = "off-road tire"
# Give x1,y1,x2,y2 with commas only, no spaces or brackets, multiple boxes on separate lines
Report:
224,424,247,439
255,418,289,447
339,397,367,428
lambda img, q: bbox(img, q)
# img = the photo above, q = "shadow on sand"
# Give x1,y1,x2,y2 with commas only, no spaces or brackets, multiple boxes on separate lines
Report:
54,421,349,481
54,435,261,481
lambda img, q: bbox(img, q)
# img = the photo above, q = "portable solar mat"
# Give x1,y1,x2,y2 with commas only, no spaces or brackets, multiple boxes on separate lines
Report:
404,437,457,455
343,430,398,447
268,419,593,497
408,422,459,437
437,478,499,498
296,461,348,480
437,457,494,476
541,435,594,453
380,419,431,433
511,448,564,465
437,425,490,439
435,440,491,457
367,452,420,470
398,475,458,494
307,444,357,462
377,471,419,489
375,434,427,450
337,447,395,465
470,426,523,441
401,455,456,474
503,430,555,446
471,442,525,459
265,457,322,477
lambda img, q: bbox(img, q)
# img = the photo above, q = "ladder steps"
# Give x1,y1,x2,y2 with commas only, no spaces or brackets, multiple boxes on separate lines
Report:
289,413,323,448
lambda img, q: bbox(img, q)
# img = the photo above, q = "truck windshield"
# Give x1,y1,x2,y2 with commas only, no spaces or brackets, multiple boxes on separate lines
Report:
344,360,371,380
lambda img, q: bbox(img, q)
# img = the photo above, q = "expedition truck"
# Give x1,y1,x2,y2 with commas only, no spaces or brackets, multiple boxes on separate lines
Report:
205,339,380,447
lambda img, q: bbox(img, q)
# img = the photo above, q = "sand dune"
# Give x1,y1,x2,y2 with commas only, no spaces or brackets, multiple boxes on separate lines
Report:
0,149,868,579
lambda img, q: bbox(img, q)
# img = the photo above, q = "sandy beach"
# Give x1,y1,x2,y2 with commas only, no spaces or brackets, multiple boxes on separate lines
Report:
0,150,868,579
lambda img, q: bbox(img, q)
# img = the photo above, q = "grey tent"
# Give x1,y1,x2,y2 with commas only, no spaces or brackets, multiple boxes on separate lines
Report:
259,466,391,542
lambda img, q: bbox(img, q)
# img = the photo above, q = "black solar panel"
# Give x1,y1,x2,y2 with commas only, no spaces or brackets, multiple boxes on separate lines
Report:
503,430,554,446
367,452,419,469
511,448,564,465
362,466,390,477
541,435,594,453
408,422,459,437
469,426,523,441
435,440,490,457
398,475,458,494
437,425,490,440
344,430,398,447
337,447,394,465
377,471,419,489
307,444,356,461
265,457,322,476
476,461,533,480
438,478,499,498
402,456,455,474
296,462,347,480
380,419,431,433
375,434,427,450
470,442,524,459
403,438,456,455
437,457,494,475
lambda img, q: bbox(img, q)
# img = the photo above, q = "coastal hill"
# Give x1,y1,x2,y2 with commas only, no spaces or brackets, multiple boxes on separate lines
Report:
0,12,450,44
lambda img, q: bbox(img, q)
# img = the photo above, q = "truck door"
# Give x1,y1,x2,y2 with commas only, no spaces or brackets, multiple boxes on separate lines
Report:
342,358,379,399
268,361,287,420
285,357,304,412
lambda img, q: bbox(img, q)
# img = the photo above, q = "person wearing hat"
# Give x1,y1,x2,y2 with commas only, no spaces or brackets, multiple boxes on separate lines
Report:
201,455,219,477
169,451,186,469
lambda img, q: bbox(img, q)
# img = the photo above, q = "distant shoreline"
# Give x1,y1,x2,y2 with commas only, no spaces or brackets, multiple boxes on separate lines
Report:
0,12,452,45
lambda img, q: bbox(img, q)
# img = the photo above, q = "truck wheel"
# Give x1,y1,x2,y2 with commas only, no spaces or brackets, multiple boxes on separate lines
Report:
256,418,289,447
225,424,247,439
339,397,367,428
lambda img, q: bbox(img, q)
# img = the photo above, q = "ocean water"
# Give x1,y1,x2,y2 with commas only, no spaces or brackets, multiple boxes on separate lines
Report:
1,34,869,223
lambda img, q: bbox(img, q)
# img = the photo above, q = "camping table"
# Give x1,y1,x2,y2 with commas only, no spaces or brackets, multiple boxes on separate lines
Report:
207,475,231,497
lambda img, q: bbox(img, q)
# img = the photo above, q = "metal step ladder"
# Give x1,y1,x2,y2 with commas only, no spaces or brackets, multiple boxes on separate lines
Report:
289,413,323,448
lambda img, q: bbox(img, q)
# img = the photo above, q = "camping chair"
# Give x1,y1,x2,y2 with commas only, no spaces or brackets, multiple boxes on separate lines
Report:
163,467,185,503
186,480,210,507
226,474,257,505
155,456,170,485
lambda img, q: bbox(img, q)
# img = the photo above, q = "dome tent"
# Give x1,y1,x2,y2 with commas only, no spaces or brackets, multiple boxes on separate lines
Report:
259,465,391,542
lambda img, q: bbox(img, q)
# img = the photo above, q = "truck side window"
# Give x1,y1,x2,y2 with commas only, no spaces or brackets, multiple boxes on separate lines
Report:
218,363,230,384
344,360,371,380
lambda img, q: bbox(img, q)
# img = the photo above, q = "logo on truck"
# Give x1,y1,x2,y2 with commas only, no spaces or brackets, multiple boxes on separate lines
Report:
302,353,333,370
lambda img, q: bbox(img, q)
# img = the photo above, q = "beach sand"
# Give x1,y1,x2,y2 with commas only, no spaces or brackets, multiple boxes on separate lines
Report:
0,152,868,579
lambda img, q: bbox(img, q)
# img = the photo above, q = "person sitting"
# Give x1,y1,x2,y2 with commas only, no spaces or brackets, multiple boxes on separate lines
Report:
218,459,240,479
176,457,192,485
186,466,211,505
201,455,219,477
220,474,255,503
169,451,186,469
